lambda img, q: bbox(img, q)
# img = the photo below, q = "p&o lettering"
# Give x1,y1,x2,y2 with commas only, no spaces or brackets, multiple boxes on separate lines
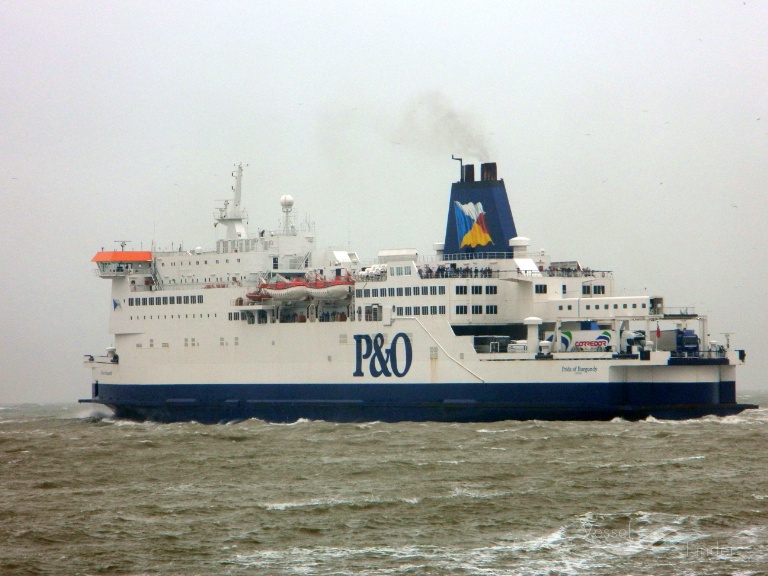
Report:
353,332,412,378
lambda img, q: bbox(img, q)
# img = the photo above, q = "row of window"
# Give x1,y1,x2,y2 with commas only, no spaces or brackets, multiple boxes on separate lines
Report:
357,285,448,298
129,314,215,320
455,305,498,315
395,305,447,316
128,295,204,306
356,285,499,298
162,258,240,266
557,302,647,311
455,285,498,295
390,266,413,276
534,284,607,295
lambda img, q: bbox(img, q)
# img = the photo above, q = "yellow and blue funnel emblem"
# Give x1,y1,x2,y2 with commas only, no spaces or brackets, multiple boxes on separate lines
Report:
454,201,494,248
442,165,517,255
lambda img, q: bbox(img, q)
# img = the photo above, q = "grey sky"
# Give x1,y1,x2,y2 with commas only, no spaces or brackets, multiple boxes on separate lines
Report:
1,1,766,404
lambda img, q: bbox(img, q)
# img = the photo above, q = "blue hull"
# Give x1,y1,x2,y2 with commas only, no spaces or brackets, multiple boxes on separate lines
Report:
81,381,757,423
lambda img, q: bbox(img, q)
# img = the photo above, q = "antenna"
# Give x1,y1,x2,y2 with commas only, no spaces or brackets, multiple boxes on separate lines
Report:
721,332,733,349
114,240,130,251
452,155,463,181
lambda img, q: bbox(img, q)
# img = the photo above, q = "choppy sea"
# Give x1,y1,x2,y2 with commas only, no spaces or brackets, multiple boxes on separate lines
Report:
2,392,767,576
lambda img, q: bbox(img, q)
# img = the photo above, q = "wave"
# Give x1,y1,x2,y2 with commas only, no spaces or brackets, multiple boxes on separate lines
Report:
221,508,768,574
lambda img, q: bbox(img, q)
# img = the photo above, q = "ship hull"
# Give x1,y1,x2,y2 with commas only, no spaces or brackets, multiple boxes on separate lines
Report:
84,381,757,424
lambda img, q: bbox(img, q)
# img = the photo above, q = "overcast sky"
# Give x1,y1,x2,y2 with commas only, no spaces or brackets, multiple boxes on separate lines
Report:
1,1,766,404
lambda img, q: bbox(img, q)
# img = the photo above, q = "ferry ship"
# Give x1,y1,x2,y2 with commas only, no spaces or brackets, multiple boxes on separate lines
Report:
81,161,756,423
